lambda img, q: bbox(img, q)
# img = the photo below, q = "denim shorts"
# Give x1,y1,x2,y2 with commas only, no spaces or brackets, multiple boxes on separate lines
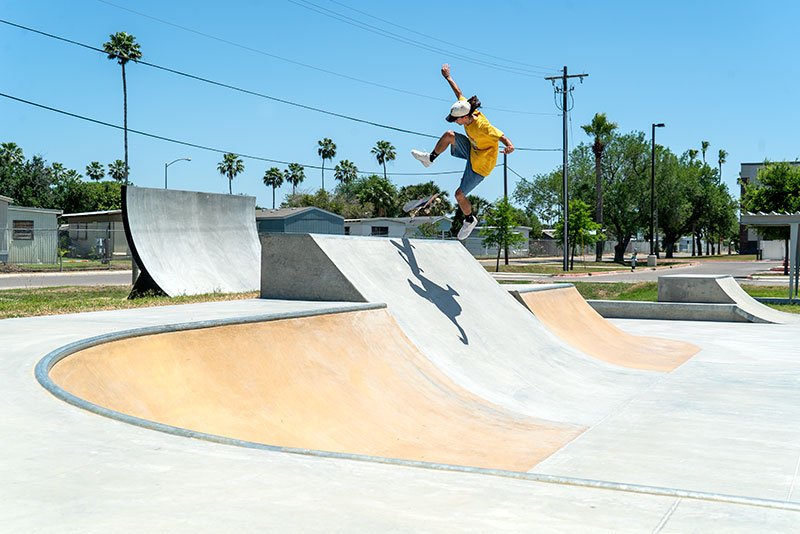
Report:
450,132,485,195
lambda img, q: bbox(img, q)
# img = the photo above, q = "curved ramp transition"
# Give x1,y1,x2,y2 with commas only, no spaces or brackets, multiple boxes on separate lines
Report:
510,284,699,372
122,186,260,297
49,309,583,472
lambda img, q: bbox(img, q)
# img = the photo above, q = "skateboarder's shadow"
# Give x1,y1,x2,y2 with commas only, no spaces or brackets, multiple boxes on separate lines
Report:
390,239,469,345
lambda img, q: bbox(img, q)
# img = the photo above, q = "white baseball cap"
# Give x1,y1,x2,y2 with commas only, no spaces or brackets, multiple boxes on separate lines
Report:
445,99,471,122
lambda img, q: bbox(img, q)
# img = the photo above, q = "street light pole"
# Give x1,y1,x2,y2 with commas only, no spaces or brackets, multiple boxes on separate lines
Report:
165,157,191,189
650,123,665,264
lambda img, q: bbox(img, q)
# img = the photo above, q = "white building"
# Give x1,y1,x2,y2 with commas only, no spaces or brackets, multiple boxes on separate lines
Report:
344,217,452,239
0,195,62,264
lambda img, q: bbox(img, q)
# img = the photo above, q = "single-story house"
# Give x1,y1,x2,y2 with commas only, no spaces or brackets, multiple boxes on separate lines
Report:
0,195,62,264
344,216,452,239
462,225,531,258
256,207,344,235
59,210,129,260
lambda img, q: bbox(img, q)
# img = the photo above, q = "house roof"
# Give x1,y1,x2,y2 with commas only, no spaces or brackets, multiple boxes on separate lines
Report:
9,205,63,215
256,206,343,220
61,210,122,218
0,194,12,204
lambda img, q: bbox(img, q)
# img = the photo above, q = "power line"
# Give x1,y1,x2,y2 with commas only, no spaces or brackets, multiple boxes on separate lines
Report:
326,0,560,73
0,91,466,177
0,18,557,151
287,0,549,78
94,0,556,116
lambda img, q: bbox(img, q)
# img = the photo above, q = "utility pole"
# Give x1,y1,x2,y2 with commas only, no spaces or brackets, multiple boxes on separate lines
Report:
545,66,588,271
503,152,509,265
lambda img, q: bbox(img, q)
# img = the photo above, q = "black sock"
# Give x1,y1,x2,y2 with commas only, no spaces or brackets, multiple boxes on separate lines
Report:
429,150,439,162
465,213,475,223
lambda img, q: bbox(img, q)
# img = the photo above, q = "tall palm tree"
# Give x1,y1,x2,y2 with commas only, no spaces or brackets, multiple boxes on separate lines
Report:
0,142,24,166
718,149,728,182
371,140,396,181
688,149,699,163
217,153,244,194
85,161,105,181
317,138,336,191
284,162,306,195
334,159,359,186
700,140,710,163
103,31,142,185
263,167,284,209
580,113,617,262
108,159,128,183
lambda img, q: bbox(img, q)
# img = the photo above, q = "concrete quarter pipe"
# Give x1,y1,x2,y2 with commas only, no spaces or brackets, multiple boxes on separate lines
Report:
261,234,660,426
122,186,260,297
509,284,699,372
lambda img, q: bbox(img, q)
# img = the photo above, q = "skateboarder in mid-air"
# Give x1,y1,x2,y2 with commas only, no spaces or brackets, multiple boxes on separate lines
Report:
411,63,514,240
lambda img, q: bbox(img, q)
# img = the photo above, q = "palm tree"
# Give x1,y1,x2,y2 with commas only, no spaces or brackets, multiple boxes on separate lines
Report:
317,138,337,191
103,31,142,185
718,149,728,181
688,149,699,163
284,162,306,195
108,159,128,183
85,161,105,181
581,113,617,262
700,140,710,163
371,140,396,181
217,153,245,194
263,167,284,209
334,159,359,186
0,142,24,167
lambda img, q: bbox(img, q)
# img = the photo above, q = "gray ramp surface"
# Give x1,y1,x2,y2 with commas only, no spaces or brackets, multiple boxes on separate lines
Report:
659,274,800,324
123,186,260,297
262,234,658,425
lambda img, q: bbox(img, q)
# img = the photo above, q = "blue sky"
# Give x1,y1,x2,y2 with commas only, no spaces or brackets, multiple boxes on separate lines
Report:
2,0,798,208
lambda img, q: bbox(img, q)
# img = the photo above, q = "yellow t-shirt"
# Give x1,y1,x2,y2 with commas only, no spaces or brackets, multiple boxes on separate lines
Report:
462,102,504,177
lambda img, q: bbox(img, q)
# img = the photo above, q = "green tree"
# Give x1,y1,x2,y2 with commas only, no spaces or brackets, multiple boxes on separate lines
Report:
284,162,306,195
371,140,396,181
742,161,800,272
513,170,562,227
103,31,142,184
85,161,106,181
554,199,604,270
700,140,710,163
354,174,397,217
480,197,527,271
581,112,617,261
0,142,24,167
333,159,359,186
398,181,453,215
262,167,284,209
217,153,244,194
317,138,336,191
108,159,128,183
718,149,728,181
688,149,699,163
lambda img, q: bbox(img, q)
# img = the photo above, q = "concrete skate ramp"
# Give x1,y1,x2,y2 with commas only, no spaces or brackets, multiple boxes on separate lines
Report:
49,309,583,471
659,274,800,324
122,186,260,297
261,234,659,426
509,284,699,372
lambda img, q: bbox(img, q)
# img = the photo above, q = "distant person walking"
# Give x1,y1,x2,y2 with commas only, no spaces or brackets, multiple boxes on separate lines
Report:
630,249,638,271
411,63,514,240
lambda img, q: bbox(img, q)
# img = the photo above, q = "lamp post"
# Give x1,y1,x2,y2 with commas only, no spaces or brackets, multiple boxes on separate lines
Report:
649,123,665,266
164,157,191,189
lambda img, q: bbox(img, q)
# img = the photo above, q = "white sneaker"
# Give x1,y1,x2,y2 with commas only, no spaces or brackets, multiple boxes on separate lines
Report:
457,216,478,240
411,149,432,168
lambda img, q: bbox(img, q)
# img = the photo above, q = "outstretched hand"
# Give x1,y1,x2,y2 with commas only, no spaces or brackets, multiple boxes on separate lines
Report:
441,63,451,78
503,145,515,155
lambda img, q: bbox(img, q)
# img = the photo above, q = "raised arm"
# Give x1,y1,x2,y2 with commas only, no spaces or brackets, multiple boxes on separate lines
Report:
441,63,463,99
500,135,515,155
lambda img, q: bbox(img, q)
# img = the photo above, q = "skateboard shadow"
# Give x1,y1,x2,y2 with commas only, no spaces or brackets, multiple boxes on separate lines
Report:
390,239,469,345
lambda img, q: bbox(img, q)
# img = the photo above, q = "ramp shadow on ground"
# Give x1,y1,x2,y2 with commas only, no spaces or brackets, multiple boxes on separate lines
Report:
391,239,469,345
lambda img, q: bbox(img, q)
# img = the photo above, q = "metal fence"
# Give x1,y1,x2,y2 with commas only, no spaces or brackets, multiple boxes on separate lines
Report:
1,228,59,264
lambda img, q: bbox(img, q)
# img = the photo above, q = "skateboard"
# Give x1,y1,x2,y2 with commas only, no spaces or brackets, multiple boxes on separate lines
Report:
402,193,441,219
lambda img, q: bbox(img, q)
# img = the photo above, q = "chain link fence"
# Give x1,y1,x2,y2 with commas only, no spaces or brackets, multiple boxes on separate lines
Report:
0,226,132,266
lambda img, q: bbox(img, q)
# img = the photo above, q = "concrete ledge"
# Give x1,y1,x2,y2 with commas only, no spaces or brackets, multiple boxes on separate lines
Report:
587,300,765,323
